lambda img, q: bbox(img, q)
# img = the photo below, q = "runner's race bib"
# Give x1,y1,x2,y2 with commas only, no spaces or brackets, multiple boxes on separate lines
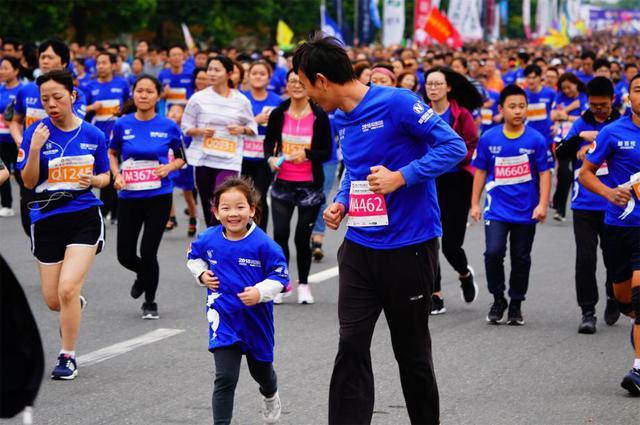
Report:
25,107,47,128
259,106,276,127
94,99,121,122
243,135,265,159
480,108,493,125
527,103,547,121
121,159,161,191
558,121,573,138
42,154,95,192
347,181,389,227
596,161,609,177
630,172,640,199
167,88,187,104
203,131,238,159
494,154,532,186
281,133,311,157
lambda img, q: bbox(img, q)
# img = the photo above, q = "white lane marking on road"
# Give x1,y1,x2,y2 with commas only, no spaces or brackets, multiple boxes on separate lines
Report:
308,266,339,283
77,328,184,367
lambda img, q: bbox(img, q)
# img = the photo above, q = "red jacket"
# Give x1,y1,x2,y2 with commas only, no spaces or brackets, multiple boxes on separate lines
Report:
431,99,478,172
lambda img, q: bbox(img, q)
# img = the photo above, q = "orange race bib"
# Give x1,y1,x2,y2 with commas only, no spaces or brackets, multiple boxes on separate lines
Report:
25,107,47,128
281,133,311,157
41,154,94,192
203,133,238,159
167,88,187,103
527,103,547,121
94,99,121,122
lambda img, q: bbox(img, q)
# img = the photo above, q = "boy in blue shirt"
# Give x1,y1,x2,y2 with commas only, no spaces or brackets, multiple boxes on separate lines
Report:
471,84,554,326
579,73,640,395
524,64,556,146
555,77,621,334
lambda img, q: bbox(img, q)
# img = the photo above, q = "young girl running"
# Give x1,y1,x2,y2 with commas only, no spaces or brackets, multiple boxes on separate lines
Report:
187,177,288,424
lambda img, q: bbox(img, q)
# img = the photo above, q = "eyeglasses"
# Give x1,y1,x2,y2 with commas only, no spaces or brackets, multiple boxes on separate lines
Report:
425,82,446,88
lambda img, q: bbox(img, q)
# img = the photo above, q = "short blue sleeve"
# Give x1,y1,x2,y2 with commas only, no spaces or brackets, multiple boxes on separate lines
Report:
586,127,613,167
471,134,490,171
16,123,37,170
93,130,110,174
109,120,123,151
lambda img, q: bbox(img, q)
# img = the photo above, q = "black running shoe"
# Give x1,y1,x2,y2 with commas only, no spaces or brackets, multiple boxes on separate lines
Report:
621,368,640,396
188,217,197,237
130,279,144,299
141,302,159,320
312,242,324,262
459,266,478,303
604,298,620,326
507,302,525,326
486,297,508,324
430,294,446,315
578,311,597,334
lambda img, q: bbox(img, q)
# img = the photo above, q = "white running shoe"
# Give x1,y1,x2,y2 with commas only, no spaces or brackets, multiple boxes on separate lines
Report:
297,284,315,304
0,207,15,217
262,392,281,424
273,293,283,304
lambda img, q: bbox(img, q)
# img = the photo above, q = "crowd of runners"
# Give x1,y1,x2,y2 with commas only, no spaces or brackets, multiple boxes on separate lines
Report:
0,31,638,424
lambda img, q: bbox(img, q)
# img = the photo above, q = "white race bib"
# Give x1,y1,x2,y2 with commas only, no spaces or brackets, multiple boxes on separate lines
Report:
167,88,187,104
494,154,532,186
480,108,493,126
282,133,311,158
203,132,238,159
527,103,547,121
243,135,265,159
94,99,121,122
121,159,161,191
25,107,47,128
40,154,95,192
347,181,389,227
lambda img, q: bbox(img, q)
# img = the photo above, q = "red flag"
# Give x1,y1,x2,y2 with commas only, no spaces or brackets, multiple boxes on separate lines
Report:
424,8,463,48
413,0,432,46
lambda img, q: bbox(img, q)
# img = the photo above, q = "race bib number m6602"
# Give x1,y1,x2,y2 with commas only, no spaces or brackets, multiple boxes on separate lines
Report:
494,154,532,186
347,181,389,227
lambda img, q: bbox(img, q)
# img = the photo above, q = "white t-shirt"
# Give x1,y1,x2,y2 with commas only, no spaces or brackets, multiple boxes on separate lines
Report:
182,87,257,172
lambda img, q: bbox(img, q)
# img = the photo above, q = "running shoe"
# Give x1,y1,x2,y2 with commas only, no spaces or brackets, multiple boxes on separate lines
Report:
262,392,281,424
0,207,15,217
80,295,87,311
486,297,508,324
621,368,640,396
165,216,177,231
274,283,293,305
604,298,620,326
507,302,525,326
141,302,159,320
51,354,77,380
553,212,566,222
297,284,315,304
459,266,478,303
188,217,197,237
578,311,597,334
130,279,144,299
430,294,446,315
312,242,324,262
273,293,284,304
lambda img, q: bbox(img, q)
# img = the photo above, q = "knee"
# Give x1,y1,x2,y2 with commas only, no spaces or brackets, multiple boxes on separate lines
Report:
613,283,632,304
43,294,60,311
58,280,80,305
214,369,239,391
117,251,136,269
632,286,640,320
484,247,505,261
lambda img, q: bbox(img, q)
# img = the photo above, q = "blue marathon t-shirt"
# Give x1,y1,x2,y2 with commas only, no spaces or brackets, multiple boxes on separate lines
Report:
472,125,554,224
525,86,556,145
109,113,183,199
158,68,195,108
16,117,109,223
86,76,130,137
480,89,500,135
334,85,467,249
187,224,289,362
0,82,22,144
586,115,640,227
14,82,87,130
564,116,616,212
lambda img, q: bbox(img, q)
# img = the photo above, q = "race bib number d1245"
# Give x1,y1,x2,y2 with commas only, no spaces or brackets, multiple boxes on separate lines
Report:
494,154,532,186
347,181,389,227
122,159,161,191
43,154,95,192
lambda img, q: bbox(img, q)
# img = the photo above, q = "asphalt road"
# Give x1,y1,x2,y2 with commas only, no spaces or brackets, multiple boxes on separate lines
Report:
1,183,638,425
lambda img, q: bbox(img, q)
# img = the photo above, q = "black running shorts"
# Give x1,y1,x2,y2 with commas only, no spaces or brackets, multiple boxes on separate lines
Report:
604,224,640,283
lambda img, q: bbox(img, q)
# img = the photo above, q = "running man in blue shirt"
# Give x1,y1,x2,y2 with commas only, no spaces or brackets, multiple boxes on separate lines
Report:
579,73,640,395
293,34,467,425
471,84,554,326
555,77,621,334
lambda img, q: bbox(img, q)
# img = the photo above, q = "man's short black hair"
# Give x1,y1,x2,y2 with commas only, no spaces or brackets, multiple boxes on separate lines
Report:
39,38,70,67
593,58,611,71
524,64,542,77
586,77,614,98
581,50,596,61
97,51,117,64
3,36,21,49
625,62,638,71
517,51,530,63
292,33,356,85
499,84,527,107
168,44,186,53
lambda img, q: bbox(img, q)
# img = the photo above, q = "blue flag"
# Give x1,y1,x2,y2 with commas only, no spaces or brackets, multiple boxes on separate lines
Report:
322,10,345,44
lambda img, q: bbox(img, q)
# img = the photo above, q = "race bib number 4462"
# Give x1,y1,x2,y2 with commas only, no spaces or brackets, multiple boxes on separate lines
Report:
494,154,532,186
347,181,389,227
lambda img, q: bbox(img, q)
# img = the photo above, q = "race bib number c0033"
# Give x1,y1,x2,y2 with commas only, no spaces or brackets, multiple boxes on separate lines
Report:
493,154,532,186
203,133,238,159
347,181,389,227
121,159,161,191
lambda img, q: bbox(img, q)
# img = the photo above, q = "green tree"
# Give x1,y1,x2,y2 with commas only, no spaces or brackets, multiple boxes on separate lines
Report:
0,1,72,41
